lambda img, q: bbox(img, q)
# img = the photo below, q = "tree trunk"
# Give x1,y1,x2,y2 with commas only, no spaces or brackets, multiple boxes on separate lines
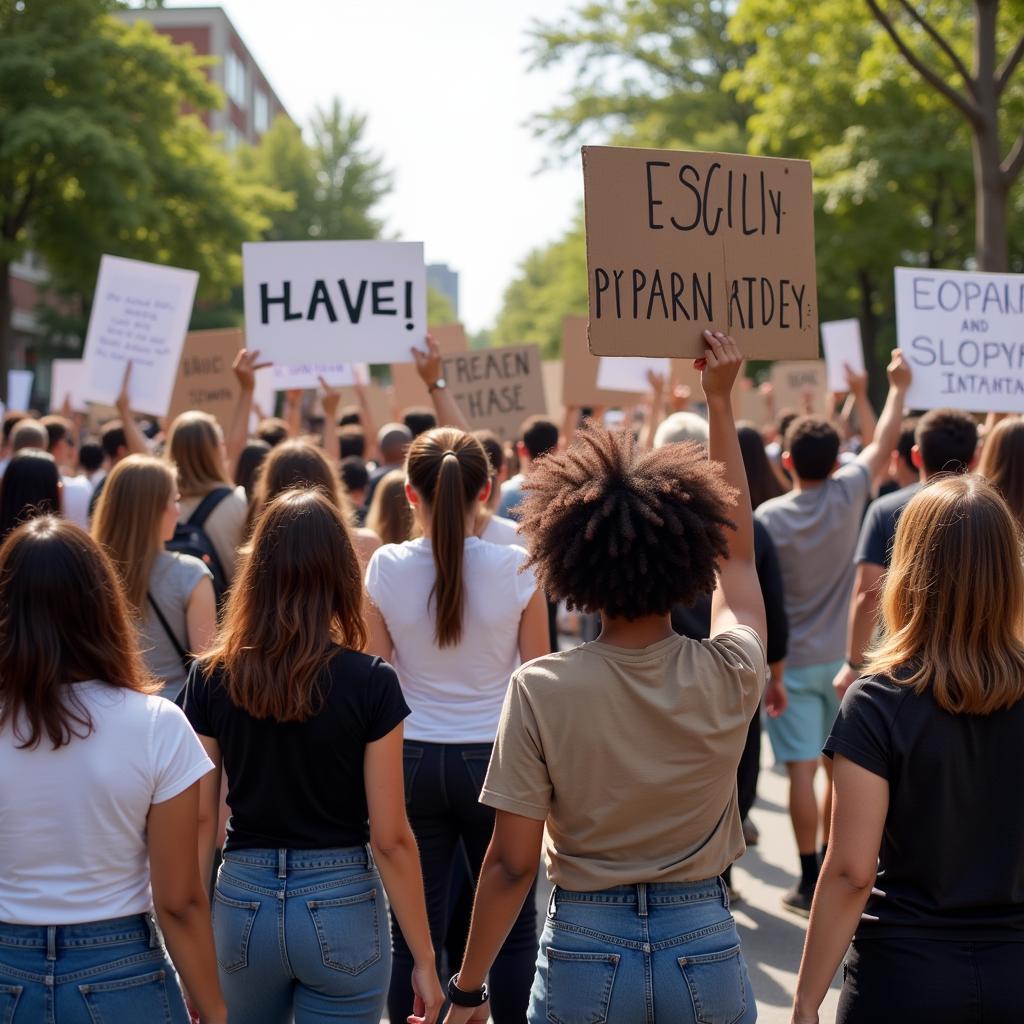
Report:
0,260,11,404
857,269,885,408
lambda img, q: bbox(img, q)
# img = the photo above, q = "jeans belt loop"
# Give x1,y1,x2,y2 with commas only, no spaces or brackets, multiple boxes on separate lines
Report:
46,925,57,962
277,848,287,880
719,875,731,910
547,886,558,919
146,913,159,949
637,882,649,918
365,843,376,872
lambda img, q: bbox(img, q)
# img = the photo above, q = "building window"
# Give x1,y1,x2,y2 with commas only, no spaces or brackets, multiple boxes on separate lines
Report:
225,50,247,109
225,123,242,151
254,89,269,134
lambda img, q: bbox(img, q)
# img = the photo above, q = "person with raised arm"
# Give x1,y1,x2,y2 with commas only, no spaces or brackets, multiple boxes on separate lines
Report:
444,330,766,1024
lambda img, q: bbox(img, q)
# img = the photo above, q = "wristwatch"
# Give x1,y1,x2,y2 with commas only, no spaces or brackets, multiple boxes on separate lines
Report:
428,377,448,393
447,974,489,1008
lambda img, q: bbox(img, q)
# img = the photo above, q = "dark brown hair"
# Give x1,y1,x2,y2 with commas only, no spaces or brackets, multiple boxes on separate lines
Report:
0,449,61,540
737,423,786,509
406,427,490,647
978,417,1024,529
199,489,367,721
517,424,736,618
784,416,839,481
916,408,978,475
0,516,157,748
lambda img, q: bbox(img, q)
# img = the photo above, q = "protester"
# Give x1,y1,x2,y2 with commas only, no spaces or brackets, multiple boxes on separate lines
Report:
653,410,710,449
9,417,48,454
835,408,978,699
77,439,105,486
0,517,224,1024
755,351,910,916
93,455,217,701
737,422,787,508
405,406,438,439
0,410,29,476
41,414,92,529
444,331,765,1024
365,427,549,1023
792,476,1024,1024
978,415,1024,529
87,420,131,516
233,439,271,498
498,416,559,520
181,489,443,1024
365,468,415,546
255,417,290,448
471,430,519,545
363,422,414,507
340,424,367,459
875,416,918,497
340,455,370,508
0,448,62,540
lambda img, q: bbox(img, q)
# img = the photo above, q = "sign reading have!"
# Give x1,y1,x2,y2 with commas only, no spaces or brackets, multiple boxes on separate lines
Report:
242,241,427,367
896,267,1024,413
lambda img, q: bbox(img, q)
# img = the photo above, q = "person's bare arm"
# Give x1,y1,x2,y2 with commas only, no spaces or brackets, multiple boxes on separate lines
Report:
517,590,550,664
703,331,767,648
855,351,911,486
353,374,380,463
833,562,885,699
115,362,150,455
284,388,302,438
560,403,579,449
638,370,666,451
194,735,222,891
792,756,888,1024
413,335,469,431
364,600,395,661
225,350,271,473
319,377,342,464
846,366,876,445
765,661,788,718
185,577,217,656
149,782,227,1024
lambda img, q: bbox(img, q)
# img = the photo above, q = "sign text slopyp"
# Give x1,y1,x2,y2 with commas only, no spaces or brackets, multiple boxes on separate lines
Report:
242,240,427,367
896,267,1024,413
582,146,818,359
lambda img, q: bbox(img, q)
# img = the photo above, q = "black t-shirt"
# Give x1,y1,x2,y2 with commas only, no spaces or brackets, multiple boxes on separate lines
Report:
854,483,921,568
181,648,409,851
825,673,1024,940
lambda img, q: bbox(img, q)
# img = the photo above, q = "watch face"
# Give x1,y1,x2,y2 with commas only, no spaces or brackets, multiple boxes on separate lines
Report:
434,377,448,390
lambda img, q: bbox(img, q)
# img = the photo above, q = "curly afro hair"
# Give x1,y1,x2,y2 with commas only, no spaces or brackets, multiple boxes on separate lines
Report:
517,424,737,619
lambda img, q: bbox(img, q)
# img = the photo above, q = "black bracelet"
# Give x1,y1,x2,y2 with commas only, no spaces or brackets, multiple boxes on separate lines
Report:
448,974,489,1008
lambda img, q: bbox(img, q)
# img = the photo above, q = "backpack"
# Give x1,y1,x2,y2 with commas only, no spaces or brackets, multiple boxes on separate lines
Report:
166,487,233,606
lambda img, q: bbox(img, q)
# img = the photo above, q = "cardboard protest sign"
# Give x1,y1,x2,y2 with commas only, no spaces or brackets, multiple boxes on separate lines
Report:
50,360,86,412
582,146,818,359
769,360,828,415
441,345,547,441
733,378,770,425
8,370,34,411
79,255,198,417
242,241,426,367
896,267,1024,413
821,319,865,392
542,360,565,426
312,381,393,432
390,324,469,413
561,316,642,408
597,356,671,394
166,329,244,428
272,361,366,392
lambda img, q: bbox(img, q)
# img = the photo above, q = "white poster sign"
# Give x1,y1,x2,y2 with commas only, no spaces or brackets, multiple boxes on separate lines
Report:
251,366,277,424
896,267,1024,413
242,241,427,367
820,318,865,392
271,362,366,392
50,359,87,412
7,370,34,411
596,356,671,394
79,255,198,417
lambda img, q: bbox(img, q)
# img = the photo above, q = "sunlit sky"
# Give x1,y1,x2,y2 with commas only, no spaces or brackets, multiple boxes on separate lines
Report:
166,0,591,333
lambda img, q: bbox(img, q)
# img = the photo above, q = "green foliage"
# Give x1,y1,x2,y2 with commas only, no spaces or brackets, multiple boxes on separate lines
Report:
427,286,456,326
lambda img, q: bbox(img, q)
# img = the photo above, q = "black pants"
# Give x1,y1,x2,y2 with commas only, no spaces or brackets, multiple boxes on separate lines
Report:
387,740,538,1023
737,704,761,822
838,937,1024,1023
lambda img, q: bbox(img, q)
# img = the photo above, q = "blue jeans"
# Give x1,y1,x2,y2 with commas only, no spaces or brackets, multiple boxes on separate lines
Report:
529,879,756,1024
214,847,390,1024
0,913,189,1024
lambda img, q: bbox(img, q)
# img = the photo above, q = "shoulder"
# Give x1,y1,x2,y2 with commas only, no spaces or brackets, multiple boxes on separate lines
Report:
327,648,400,693
835,460,872,491
368,539,422,571
158,550,212,583
845,672,912,708
702,626,768,675
471,538,529,567
754,493,793,523
511,647,599,699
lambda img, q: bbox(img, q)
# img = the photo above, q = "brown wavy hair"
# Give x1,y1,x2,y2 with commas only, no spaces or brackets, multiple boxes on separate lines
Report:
365,469,415,546
167,411,229,497
0,516,157,749
198,489,366,721
866,475,1024,714
978,417,1024,530
406,427,490,647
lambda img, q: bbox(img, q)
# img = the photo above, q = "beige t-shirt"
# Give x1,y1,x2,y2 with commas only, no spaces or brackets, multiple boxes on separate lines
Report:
481,626,767,892
178,486,248,583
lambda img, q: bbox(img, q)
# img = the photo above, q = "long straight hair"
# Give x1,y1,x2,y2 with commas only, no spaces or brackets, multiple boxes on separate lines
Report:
978,417,1024,530
406,427,490,648
867,475,1024,714
737,422,786,509
198,489,367,721
92,455,175,614
0,449,62,539
167,411,229,497
0,516,157,748
365,469,415,546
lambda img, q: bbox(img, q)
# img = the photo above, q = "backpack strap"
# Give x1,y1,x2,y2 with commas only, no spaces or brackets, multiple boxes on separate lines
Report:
147,593,192,673
187,486,233,530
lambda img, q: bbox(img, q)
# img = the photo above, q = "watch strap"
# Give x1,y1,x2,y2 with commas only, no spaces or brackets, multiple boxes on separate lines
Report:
447,974,489,1008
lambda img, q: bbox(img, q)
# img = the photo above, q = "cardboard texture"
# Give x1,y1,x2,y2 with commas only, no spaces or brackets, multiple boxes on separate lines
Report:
167,329,244,430
769,360,829,415
542,361,565,426
732,379,770,425
820,318,865,392
561,316,643,408
582,145,818,359
391,324,469,413
441,344,547,441
896,267,1024,414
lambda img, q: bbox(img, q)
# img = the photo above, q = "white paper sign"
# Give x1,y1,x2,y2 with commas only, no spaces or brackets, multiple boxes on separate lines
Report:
50,359,87,412
80,256,199,417
242,241,426,367
271,362,366,392
251,366,277,425
820,319,865,392
7,370,34,411
896,267,1024,413
596,356,671,394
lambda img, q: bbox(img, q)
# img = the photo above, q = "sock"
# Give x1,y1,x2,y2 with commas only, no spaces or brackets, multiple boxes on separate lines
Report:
799,852,820,890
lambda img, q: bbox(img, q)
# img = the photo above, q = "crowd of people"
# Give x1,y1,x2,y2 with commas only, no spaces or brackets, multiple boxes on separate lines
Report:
0,329,1022,1024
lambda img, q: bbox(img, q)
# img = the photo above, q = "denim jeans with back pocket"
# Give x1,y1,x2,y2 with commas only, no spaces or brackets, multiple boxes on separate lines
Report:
213,846,390,1024
0,913,189,1024
529,878,757,1024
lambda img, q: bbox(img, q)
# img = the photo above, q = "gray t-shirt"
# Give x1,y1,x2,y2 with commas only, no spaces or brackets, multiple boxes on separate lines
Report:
142,551,212,701
755,462,871,668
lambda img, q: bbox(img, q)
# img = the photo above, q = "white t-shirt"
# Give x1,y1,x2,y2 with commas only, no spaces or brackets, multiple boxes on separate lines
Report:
365,538,538,743
481,514,521,547
0,682,213,925
61,474,93,530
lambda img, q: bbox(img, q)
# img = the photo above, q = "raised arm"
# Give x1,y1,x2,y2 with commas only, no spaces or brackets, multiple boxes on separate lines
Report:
114,362,150,455
638,370,667,451
703,331,767,648
225,349,271,474
319,376,341,465
855,351,911,486
845,366,876,445
412,335,470,431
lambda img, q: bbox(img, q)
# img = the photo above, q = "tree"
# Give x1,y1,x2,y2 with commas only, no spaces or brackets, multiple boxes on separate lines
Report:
863,0,1024,269
0,0,269,398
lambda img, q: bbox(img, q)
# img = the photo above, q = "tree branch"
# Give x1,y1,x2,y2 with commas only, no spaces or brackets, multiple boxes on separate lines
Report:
865,0,984,125
894,0,975,93
10,170,39,235
1001,130,1024,187
996,35,1024,96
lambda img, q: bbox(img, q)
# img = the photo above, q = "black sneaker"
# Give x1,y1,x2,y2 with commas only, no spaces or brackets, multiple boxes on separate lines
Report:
781,884,814,918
